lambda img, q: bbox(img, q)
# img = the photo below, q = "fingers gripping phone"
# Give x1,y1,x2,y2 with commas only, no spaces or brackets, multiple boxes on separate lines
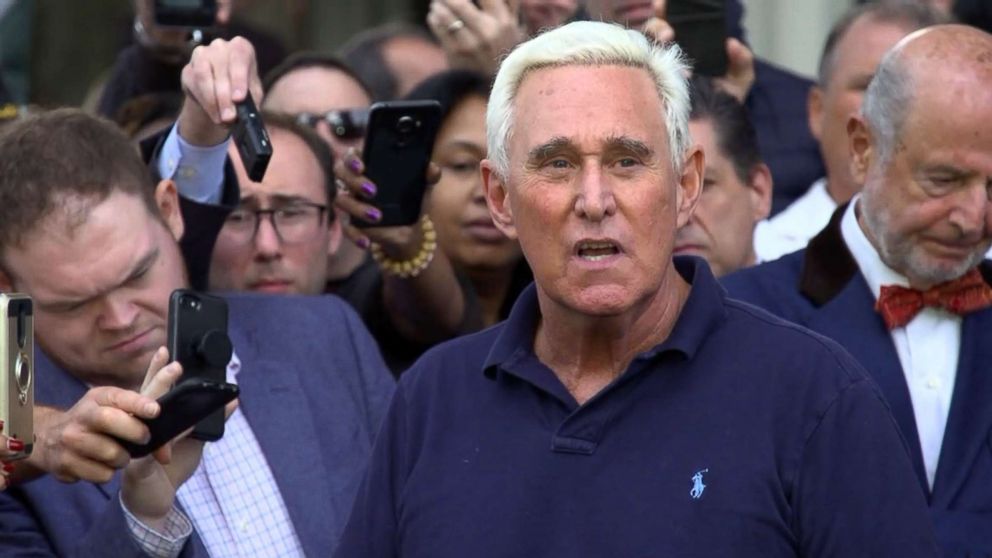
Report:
119,379,238,458
667,0,728,77
0,294,33,460
168,290,233,441
357,101,443,228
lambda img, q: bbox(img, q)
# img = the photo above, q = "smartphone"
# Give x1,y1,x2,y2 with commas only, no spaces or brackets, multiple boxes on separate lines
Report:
667,0,728,77
153,0,218,28
118,378,239,458
358,101,442,228
0,294,32,460
233,93,273,183
167,290,232,442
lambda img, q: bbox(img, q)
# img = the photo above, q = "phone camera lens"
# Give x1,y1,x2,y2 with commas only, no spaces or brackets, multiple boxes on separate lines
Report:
396,115,416,136
14,352,31,400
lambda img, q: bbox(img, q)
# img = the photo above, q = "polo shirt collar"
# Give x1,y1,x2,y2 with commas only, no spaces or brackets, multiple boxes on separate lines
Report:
483,256,728,379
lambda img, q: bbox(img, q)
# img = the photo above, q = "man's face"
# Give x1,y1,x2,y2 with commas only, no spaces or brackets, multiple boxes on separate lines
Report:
856,76,992,288
585,0,657,28
809,16,913,201
211,128,334,295
263,66,372,160
483,65,701,317
2,191,186,388
675,118,769,277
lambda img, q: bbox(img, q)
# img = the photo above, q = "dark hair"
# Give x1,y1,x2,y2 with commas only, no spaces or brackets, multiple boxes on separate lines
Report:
0,108,159,258
688,77,761,183
404,69,492,125
114,92,184,139
257,110,337,217
262,51,373,102
818,1,946,87
338,22,440,102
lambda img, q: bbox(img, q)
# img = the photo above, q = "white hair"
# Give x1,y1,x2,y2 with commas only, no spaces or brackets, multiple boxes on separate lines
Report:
486,21,692,179
861,45,914,163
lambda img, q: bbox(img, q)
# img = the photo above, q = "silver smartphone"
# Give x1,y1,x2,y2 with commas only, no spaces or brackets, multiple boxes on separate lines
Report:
0,293,33,459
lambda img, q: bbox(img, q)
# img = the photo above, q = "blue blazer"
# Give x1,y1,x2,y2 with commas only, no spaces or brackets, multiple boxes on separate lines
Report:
723,206,992,558
0,294,395,557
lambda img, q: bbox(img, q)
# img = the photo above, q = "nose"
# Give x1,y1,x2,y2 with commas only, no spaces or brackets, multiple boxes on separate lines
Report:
98,294,139,331
254,214,283,260
573,164,617,222
949,178,992,241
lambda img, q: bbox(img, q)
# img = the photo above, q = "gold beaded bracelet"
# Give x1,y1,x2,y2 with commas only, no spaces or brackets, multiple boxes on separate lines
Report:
369,214,438,279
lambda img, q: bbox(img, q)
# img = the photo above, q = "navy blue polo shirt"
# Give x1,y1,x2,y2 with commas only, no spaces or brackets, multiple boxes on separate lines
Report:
335,257,938,558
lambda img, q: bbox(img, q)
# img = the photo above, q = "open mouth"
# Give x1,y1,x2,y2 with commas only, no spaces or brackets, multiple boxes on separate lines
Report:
577,240,622,261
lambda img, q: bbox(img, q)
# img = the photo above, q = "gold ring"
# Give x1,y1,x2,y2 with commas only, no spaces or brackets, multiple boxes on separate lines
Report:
447,19,465,33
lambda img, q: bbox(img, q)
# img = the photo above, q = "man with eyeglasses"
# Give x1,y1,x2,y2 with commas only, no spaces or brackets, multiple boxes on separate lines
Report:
209,112,343,295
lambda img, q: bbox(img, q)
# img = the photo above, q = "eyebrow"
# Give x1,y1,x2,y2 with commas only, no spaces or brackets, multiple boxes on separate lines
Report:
37,248,160,312
239,194,316,208
526,135,655,163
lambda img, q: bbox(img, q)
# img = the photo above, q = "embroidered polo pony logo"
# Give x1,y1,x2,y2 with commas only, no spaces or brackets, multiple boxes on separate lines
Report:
690,469,709,500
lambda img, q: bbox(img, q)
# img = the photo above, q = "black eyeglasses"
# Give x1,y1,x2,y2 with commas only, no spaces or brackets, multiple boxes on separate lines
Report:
221,202,329,245
295,108,369,140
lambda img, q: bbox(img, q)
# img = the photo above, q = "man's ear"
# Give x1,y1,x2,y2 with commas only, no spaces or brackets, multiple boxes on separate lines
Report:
675,146,704,229
747,162,774,223
847,114,874,187
154,179,185,241
807,86,824,141
481,160,518,240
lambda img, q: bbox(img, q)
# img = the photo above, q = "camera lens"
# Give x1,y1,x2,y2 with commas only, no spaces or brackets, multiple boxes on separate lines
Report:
15,352,31,398
396,115,416,135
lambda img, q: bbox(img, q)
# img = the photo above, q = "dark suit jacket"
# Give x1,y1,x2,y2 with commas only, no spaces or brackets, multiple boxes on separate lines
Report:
0,294,395,557
723,206,992,558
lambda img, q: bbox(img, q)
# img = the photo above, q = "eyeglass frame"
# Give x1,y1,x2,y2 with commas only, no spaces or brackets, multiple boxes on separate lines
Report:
221,201,331,245
295,108,369,140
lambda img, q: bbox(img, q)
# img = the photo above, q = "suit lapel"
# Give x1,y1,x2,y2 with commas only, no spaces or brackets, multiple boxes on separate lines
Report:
931,286,992,505
798,204,929,495
229,327,337,556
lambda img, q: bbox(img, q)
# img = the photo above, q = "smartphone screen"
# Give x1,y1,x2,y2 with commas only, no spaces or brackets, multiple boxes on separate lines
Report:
358,101,442,228
667,0,728,77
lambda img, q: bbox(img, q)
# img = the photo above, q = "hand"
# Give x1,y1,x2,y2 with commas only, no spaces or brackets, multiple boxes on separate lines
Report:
121,349,238,529
0,426,23,490
427,0,526,76
642,0,755,103
177,36,264,146
712,38,755,104
333,148,443,261
29,348,180,484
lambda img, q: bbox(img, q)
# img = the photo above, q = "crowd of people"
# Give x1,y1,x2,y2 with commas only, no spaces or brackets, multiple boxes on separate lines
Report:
1,0,991,556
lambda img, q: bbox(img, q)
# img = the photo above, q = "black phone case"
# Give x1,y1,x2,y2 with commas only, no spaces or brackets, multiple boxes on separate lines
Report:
667,0,728,77
357,100,442,228
167,290,232,442
119,379,239,458
233,93,273,182
153,0,217,28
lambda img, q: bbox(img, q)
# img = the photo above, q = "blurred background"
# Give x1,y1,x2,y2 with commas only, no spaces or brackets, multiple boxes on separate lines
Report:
0,0,859,109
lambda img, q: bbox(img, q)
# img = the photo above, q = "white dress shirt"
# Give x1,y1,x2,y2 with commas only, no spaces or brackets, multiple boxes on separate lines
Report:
754,178,838,262
158,123,230,204
840,198,959,489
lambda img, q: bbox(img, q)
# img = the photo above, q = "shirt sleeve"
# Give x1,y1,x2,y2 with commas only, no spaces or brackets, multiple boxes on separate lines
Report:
120,494,193,558
795,373,941,558
157,123,230,205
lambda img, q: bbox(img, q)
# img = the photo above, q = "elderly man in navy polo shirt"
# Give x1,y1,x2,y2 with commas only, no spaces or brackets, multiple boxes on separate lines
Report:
334,21,938,558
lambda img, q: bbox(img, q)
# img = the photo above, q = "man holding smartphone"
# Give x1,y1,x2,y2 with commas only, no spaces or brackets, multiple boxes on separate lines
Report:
0,37,394,558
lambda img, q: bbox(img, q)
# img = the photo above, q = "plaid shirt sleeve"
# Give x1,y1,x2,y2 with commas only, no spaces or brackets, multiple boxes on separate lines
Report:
120,494,193,558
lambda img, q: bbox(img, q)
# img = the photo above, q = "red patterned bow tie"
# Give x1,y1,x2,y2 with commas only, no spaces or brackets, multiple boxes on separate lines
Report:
875,268,992,329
